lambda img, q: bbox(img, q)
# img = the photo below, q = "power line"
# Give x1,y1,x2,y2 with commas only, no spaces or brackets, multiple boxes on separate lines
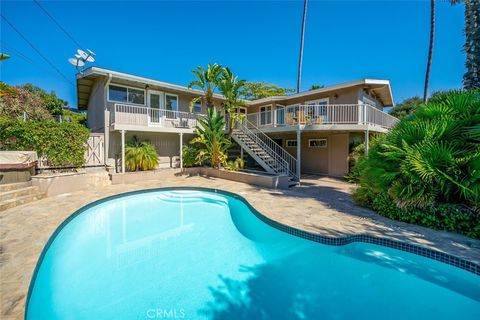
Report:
1,14,74,86
1,40,71,83
32,0,83,49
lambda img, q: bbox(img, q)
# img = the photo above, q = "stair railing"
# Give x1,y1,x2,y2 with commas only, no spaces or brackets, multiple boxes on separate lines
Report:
233,117,298,180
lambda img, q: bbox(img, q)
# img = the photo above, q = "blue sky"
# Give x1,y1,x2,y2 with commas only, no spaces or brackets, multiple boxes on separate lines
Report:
0,1,465,107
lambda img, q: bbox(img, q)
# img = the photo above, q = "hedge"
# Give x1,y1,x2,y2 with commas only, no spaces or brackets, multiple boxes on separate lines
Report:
0,117,90,167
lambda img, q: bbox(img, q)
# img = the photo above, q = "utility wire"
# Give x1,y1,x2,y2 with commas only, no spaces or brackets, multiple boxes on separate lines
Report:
1,14,74,86
32,0,83,49
1,40,70,82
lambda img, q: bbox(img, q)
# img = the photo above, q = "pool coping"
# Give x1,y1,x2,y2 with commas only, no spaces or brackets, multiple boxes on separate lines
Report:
24,186,480,319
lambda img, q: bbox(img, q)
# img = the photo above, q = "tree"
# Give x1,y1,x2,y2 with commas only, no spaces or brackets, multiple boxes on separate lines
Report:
241,82,295,100
0,82,52,120
21,84,66,116
297,0,308,93
309,84,324,90
388,96,423,119
423,0,435,102
450,0,480,89
188,63,223,110
191,107,231,168
218,67,247,137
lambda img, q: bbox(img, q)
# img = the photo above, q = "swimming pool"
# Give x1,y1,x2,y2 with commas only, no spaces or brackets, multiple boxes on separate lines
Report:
27,189,480,319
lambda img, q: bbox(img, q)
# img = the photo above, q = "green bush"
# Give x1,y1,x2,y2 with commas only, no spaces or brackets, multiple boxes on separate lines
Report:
0,117,90,167
125,136,158,171
182,144,199,168
353,90,480,238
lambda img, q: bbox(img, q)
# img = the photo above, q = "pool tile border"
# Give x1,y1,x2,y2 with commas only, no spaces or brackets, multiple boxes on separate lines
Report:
25,187,480,318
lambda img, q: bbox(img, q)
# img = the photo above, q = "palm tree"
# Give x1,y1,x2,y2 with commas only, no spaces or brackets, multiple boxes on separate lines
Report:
423,0,435,102
450,0,480,89
191,107,231,168
297,0,308,93
188,63,223,110
218,67,247,137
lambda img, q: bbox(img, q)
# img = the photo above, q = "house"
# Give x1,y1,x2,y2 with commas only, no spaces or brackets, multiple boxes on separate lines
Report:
76,67,397,181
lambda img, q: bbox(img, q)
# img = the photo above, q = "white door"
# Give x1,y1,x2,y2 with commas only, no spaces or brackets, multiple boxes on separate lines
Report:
148,91,163,124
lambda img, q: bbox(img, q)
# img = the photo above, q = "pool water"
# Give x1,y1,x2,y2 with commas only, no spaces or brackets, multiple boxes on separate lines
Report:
27,190,480,320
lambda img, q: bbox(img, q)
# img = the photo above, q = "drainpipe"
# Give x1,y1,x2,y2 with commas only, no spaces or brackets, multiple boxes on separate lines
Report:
103,73,112,168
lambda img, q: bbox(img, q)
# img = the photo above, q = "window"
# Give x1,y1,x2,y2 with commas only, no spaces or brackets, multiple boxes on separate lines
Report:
286,140,297,148
260,105,272,125
108,85,145,105
165,94,178,111
309,139,327,148
193,101,202,113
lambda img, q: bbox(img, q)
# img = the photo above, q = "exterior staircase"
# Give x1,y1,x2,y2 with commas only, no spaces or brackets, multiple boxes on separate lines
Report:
0,181,45,211
230,118,299,184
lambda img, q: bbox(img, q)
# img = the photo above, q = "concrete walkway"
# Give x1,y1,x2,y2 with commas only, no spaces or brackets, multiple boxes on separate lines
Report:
1,174,479,319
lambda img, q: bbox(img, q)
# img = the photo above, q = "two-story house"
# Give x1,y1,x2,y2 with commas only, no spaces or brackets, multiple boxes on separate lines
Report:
76,67,397,181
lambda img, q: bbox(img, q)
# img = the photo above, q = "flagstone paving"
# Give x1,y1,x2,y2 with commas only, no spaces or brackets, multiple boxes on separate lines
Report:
1,174,479,319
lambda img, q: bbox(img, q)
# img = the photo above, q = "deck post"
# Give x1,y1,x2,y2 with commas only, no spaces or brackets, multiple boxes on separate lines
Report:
365,128,369,155
179,132,183,170
240,147,244,160
121,129,126,174
296,129,301,182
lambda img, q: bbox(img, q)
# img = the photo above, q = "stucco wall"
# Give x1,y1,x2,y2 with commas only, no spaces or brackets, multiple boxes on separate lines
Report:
86,78,107,132
247,87,362,114
267,132,349,177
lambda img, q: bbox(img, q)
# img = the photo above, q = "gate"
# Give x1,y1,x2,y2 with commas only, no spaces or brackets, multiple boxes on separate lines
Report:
85,133,105,166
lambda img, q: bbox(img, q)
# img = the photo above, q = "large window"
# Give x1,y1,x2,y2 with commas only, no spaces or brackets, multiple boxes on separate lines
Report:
260,105,272,125
193,101,202,113
108,85,145,105
165,94,178,111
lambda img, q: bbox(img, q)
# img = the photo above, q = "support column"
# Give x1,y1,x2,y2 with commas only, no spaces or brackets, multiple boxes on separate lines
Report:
365,129,369,155
121,129,126,174
296,130,301,182
179,132,184,170
240,147,244,160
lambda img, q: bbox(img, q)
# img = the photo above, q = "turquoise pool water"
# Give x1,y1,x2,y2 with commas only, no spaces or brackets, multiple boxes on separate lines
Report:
27,189,480,320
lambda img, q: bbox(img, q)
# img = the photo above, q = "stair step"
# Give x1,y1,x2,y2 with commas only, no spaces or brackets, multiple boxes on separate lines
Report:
0,186,42,201
0,181,32,192
0,192,45,211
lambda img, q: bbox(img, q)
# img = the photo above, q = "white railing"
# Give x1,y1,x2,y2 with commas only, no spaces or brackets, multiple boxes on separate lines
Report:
230,115,298,180
247,104,398,129
111,103,199,129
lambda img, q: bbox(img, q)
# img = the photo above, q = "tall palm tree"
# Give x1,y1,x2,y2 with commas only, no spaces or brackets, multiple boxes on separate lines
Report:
188,63,223,110
424,0,435,102
297,0,308,93
218,67,247,137
450,0,480,89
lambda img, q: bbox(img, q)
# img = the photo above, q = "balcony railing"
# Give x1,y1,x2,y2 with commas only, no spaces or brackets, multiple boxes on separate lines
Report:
246,104,399,130
110,103,199,129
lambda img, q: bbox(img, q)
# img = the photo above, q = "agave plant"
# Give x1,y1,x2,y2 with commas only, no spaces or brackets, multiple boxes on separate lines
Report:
188,63,223,110
125,136,158,171
191,108,231,169
218,67,247,136
356,90,480,209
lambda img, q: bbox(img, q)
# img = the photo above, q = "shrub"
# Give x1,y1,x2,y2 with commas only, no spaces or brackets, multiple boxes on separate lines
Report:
182,144,199,168
225,157,245,171
0,117,90,167
353,90,480,238
125,136,158,171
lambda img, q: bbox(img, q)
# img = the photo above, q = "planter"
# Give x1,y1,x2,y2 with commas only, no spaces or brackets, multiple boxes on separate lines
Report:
185,167,291,189
109,169,182,185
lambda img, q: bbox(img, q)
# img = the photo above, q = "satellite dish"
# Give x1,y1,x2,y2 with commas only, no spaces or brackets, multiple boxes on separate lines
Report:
77,49,95,62
68,58,85,67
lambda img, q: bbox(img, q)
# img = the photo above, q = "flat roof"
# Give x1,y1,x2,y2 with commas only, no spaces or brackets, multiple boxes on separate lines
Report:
76,67,394,109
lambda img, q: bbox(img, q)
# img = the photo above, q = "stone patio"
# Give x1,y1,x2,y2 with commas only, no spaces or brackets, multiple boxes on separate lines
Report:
1,174,479,319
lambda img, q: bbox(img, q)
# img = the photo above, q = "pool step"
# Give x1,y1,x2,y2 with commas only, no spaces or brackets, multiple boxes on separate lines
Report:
0,183,45,211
